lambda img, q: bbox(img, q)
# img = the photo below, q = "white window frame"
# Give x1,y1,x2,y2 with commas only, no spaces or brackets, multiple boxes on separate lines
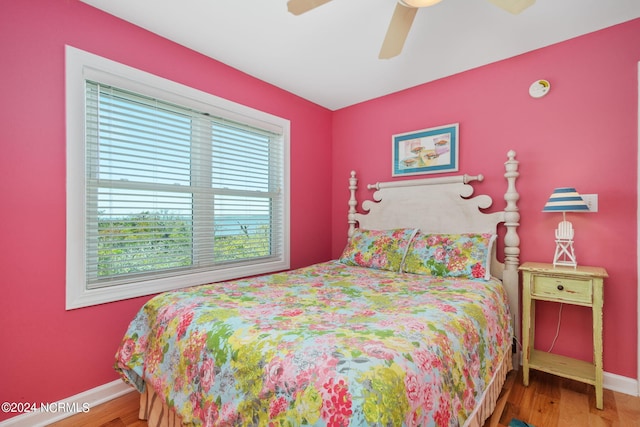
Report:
65,46,290,310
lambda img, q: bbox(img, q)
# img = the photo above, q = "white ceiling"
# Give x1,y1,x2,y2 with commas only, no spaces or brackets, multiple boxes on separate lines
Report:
80,0,640,111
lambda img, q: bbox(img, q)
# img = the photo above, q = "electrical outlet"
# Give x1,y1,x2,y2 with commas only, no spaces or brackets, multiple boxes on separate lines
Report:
582,194,598,212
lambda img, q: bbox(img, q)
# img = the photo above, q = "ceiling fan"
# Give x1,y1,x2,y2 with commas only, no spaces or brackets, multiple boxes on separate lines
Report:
287,0,535,59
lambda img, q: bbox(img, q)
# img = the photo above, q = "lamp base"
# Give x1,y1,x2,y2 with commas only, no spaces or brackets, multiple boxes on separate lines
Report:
553,238,577,269
552,218,577,269
553,259,577,268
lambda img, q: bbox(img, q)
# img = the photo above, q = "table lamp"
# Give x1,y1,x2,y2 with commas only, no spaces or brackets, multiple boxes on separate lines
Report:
542,187,589,268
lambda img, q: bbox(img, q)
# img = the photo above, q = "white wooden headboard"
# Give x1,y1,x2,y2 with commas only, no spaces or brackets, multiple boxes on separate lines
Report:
347,150,521,368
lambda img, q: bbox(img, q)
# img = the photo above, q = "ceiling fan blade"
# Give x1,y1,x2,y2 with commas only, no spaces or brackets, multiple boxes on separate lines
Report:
379,3,418,59
486,0,535,14
287,0,333,15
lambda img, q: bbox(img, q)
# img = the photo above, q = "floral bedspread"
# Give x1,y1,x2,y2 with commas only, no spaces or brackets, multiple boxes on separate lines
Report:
115,261,512,427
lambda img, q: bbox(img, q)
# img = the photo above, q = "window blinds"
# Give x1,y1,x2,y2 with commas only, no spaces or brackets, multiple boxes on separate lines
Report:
85,81,284,289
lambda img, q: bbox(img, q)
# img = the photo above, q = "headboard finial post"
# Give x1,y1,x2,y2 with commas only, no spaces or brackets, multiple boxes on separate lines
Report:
503,150,521,369
503,151,520,272
348,171,358,237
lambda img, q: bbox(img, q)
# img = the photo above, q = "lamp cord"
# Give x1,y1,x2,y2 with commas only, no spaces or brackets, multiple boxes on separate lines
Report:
547,303,563,352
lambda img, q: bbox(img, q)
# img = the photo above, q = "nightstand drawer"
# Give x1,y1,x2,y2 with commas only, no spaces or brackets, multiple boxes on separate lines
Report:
531,275,592,304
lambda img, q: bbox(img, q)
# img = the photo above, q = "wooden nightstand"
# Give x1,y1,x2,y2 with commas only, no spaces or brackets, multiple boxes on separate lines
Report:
519,262,608,409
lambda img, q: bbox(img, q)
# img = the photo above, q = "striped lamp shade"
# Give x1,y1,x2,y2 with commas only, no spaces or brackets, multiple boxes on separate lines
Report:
542,187,589,212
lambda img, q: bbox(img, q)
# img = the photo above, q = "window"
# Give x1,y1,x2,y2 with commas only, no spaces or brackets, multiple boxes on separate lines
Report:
66,46,290,309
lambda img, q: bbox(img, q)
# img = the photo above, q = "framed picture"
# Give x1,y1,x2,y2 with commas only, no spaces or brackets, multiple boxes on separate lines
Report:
392,123,459,176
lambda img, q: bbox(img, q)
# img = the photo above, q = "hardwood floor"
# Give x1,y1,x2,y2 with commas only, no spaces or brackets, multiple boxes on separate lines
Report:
48,391,145,427
490,370,640,427
49,369,640,427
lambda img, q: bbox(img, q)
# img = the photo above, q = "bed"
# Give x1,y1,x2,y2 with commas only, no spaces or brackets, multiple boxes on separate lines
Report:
115,150,521,427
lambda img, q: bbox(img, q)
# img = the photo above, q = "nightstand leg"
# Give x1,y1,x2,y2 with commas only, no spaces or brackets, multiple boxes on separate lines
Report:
595,383,603,410
522,275,533,386
593,278,604,410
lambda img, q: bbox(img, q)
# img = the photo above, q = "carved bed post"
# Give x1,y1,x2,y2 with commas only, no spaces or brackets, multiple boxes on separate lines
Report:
348,171,358,238
503,150,521,369
503,150,520,273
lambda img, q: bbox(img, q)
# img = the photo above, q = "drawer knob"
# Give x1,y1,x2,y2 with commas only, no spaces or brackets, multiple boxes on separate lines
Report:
557,284,564,291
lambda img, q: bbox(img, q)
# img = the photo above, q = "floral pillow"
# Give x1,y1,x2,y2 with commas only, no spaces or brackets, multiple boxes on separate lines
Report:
402,233,496,280
339,228,418,272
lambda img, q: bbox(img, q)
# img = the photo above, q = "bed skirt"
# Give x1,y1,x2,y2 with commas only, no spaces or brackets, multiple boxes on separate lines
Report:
138,351,513,427
463,351,513,427
139,384,183,427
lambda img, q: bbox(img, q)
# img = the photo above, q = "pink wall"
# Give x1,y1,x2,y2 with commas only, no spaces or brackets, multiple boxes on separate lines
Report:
1,1,638,422
332,19,640,379
0,1,333,421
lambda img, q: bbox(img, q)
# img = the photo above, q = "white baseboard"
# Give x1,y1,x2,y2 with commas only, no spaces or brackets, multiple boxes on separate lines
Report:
0,380,134,427
0,371,636,426
604,371,640,396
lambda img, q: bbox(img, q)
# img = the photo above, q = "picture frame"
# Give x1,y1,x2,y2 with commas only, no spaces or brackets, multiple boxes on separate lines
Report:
392,123,459,177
